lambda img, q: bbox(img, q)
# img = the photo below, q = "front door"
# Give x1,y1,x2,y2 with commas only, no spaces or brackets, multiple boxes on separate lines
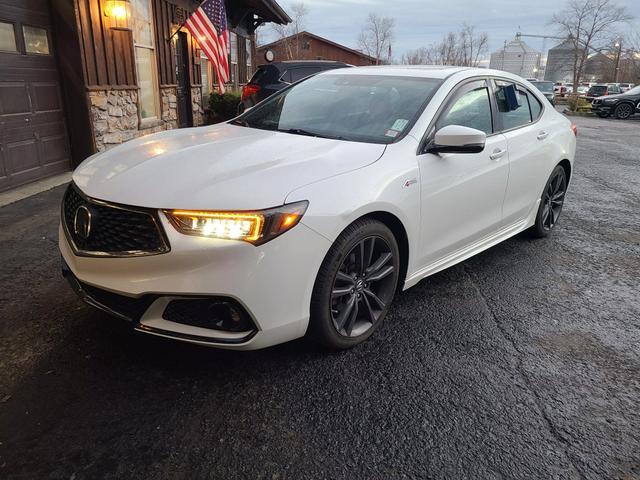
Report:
175,31,192,128
0,0,71,192
416,79,510,268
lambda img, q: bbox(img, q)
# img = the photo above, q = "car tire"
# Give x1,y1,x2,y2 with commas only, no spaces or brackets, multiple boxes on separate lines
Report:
529,165,568,238
614,103,634,120
308,218,400,349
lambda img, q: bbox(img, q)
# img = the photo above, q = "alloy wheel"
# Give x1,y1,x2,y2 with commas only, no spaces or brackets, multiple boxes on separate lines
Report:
330,236,396,337
615,103,633,119
541,170,566,231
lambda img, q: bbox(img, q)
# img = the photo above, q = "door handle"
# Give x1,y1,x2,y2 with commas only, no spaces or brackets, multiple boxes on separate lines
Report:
537,131,549,140
489,148,507,161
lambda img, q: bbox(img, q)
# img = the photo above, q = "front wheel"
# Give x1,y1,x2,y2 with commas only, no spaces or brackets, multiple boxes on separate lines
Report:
309,219,400,349
529,165,567,238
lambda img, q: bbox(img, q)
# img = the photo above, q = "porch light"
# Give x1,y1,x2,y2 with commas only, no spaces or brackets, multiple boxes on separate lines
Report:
104,0,131,29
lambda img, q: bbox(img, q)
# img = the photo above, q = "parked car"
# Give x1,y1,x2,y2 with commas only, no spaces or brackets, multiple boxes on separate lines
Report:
238,60,351,113
581,83,622,101
529,80,556,105
591,84,640,119
60,67,577,350
577,85,589,94
618,83,634,93
554,83,568,96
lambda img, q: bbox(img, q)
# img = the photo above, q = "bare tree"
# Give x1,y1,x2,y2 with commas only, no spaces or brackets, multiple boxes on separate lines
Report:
402,24,488,67
551,0,633,92
358,14,395,65
269,2,309,60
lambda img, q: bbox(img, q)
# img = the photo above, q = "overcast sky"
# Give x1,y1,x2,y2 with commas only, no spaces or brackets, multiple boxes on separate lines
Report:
261,0,640,60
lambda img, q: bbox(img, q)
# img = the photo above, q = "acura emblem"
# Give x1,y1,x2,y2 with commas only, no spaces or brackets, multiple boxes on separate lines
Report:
73,205,92,240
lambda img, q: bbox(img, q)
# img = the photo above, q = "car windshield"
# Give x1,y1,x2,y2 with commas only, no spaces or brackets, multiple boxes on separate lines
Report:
531,81,554,93
589,86,607,95
232,74,442,144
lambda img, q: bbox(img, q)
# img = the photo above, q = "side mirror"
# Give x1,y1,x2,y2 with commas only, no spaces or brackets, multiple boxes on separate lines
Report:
426,125,487,154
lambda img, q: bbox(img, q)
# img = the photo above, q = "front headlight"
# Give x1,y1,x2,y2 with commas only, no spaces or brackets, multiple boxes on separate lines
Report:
603,98,619,104
164,201,308,245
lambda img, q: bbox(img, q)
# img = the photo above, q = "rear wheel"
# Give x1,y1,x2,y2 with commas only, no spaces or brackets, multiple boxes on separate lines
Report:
529,165,567,238
614,103,634,120
309,219,399,349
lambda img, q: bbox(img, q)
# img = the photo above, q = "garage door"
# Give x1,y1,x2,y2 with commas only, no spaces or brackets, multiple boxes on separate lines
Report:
0,0,70,193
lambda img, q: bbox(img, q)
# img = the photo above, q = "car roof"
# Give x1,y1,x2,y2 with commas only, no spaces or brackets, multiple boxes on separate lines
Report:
314,65,542,83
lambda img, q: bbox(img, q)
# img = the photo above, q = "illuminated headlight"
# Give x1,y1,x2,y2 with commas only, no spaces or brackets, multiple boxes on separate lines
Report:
164,201,308,245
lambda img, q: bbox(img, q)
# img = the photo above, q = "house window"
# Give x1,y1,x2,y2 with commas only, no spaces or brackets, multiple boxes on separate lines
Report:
23,26,50,54
245,37,252,82
229,32,237,85
0,22,17,52
131,0,159,120
201,50,211,100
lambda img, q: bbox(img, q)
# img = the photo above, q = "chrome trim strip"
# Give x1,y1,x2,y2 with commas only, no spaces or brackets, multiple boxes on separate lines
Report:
61,183,171,258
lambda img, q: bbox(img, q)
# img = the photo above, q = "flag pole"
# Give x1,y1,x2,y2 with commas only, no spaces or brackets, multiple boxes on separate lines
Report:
167,20,188,43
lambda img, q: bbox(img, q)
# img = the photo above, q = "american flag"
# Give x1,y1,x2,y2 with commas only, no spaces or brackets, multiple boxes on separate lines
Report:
184,0,230,93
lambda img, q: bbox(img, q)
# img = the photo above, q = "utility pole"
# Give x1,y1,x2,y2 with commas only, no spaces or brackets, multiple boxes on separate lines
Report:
613,39,622,83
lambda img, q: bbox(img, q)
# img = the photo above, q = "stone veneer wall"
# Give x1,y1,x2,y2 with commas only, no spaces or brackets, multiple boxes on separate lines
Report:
89,87,181,152
191,86,204,126
160,86,178,129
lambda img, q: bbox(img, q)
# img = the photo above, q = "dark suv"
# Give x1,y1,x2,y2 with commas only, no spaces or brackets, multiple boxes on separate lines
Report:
238,61,351,113
591,85,640,119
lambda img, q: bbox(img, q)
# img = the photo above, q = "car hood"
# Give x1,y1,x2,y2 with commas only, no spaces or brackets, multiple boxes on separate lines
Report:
73,124,386,210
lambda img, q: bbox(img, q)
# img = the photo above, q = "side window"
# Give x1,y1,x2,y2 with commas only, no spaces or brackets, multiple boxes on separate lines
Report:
289,67,320,83
438,86,493,135
495,84,532,130
529,92,542,120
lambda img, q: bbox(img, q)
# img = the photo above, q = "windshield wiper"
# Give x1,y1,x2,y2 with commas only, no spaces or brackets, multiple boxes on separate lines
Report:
278,128,347,140
229,118,250,127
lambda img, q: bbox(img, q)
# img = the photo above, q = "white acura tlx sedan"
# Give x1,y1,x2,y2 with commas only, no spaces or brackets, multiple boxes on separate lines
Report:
60,66,577,350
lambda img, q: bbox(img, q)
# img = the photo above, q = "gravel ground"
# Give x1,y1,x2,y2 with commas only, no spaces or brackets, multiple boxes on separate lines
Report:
0,114,639,480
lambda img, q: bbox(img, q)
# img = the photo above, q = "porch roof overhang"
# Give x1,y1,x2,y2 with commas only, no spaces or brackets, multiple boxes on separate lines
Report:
167,0,291,26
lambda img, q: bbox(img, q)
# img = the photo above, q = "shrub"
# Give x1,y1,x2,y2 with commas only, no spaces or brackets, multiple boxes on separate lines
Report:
206,91,242,124
566,94,591,112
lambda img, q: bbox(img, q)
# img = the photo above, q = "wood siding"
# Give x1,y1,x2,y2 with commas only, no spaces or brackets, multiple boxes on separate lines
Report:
152,0,176,85
76,0,136,87
258,34,377,66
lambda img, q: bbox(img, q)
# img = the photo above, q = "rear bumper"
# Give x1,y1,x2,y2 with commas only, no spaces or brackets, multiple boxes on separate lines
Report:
59,215,332,350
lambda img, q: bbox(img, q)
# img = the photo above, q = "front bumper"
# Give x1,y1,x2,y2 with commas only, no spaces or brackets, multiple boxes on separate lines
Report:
591,103,613,115
59,214,332,350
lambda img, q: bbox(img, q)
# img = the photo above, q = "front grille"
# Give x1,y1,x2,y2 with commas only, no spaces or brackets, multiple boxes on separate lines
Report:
62,184,169,256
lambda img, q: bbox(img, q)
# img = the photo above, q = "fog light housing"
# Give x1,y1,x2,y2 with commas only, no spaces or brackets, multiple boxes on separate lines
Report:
162,298,255,332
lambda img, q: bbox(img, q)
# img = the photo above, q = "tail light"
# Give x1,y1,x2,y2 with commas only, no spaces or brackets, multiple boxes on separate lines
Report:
241,83,260,101
571,124,578,137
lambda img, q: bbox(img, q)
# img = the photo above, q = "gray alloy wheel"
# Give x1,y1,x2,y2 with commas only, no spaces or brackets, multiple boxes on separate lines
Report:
530,165,567,238
309,218,399,349
614,103,634,120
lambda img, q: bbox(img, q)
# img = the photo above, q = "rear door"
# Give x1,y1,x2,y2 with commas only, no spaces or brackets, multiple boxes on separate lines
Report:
492,79,551,224
0,0,71,192
416,79,510,267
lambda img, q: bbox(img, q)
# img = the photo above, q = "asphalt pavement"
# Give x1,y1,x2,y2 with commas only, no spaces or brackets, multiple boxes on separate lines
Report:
1,113,639,479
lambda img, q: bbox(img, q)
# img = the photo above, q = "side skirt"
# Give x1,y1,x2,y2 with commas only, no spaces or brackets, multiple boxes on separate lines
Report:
403,201,540,290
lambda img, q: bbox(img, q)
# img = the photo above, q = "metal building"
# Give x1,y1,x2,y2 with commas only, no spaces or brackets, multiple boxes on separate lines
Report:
490,38,542,78
544,39,580,83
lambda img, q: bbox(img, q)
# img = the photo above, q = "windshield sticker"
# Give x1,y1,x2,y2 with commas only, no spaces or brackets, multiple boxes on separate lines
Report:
384,129,400,138
391,119,409,131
